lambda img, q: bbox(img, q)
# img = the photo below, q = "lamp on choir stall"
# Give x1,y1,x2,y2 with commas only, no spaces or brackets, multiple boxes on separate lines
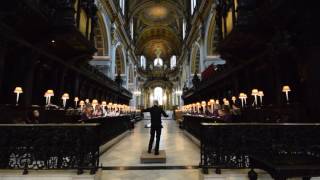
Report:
14,87,23,105
201,101,206,114
79,100,85,111
108,102,113,112
209,99,215,114
92,99,98,111
61,93,69,108
224,100,230,106
223,98,227,103
258,91,264,106
251,89,259,107
44,92,48,105
102,101,107,109
74,97,79,107
196,102,200,114
192,103,196,113
85,99,90,104
215,100,220,105
45,90,54,105
113,103,118,112
231,96,236,104
239,93,246,108
282,85,291,104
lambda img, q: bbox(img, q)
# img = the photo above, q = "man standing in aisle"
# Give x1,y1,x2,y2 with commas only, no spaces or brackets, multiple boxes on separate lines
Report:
142,100,168,155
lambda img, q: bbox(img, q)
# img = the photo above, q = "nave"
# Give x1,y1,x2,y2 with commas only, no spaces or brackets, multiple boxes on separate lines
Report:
99,119,200,180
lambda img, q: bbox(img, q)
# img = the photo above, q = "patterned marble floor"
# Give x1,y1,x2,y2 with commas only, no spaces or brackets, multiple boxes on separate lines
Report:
100,119,200,167
99,119,200,179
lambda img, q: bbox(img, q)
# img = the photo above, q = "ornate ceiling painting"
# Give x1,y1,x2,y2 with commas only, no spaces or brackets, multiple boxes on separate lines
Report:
129,0,186,86
130,0,184,63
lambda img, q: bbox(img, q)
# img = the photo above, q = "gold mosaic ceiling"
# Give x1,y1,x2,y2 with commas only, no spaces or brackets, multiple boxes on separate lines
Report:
129,0,185,61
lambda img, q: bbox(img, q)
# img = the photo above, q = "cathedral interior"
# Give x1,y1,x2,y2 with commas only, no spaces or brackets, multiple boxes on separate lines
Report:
1,0,320,180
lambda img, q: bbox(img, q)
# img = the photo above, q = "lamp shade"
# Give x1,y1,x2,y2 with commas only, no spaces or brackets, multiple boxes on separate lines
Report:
61,93,69,99
224,100,230,106
239,93,245,99
92,99,98,105
46,90,54,96
232,96,236,101
215,100,220,104
251,89,259,96
79,100,85,106
108,102,113,106
201,101,206,106
258,91,264,97
282,85,291,92
85,99,90,103
102,101,107,106
209,99,215,104
74,97,79,101
14,87,23,93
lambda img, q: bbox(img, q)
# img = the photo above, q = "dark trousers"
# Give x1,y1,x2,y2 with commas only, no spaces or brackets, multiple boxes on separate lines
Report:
148,127,162,153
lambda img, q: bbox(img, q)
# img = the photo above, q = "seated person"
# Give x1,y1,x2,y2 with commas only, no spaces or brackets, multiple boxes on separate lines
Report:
218,108,233,121
231,104,241,115
26,110,40,124
92,105,103,117
81,106,93,120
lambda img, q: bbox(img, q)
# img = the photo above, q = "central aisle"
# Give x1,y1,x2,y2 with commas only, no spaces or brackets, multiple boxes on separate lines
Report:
99,119,200,180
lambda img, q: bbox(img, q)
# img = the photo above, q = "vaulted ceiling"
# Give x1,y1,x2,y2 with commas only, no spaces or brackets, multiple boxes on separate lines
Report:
128,0,186,62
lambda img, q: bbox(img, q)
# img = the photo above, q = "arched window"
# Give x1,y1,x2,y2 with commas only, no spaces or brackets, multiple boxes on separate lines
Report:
130,18,134,40
140,56,146,69
154,58,163,67
191,0,197,15
154,87,163,105
182,19,186,39
170,55,176,69
120,0,125,15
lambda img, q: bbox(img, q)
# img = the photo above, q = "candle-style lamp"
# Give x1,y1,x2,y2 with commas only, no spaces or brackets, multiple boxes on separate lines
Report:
79,100,85,111
92,99,98,111
74,97,79,107
44,92,48,105
282,85,291,104
231,96,236,104
46,90,54,105
258,91,264,106
196,102,200,114
102,101,107,109
209,99,215,114
251,89,259,107
201,101,206,114
61,93,69,108
14,87,23,105
239,93,246,108
224,100,230,106
108,102,113,112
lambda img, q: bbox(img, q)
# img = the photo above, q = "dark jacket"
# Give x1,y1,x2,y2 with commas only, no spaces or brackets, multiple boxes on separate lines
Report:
142,106,169,128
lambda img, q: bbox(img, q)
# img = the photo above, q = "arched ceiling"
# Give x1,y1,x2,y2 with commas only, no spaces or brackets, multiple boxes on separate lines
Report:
128,0,186,62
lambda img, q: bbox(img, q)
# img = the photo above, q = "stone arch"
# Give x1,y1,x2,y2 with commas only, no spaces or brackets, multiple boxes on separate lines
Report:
94,12,111,56
205,11,219,56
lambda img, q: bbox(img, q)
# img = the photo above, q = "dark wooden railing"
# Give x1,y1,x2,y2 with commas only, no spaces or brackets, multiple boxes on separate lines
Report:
0,115,134,174
200,123,320,178
0,123,100,175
